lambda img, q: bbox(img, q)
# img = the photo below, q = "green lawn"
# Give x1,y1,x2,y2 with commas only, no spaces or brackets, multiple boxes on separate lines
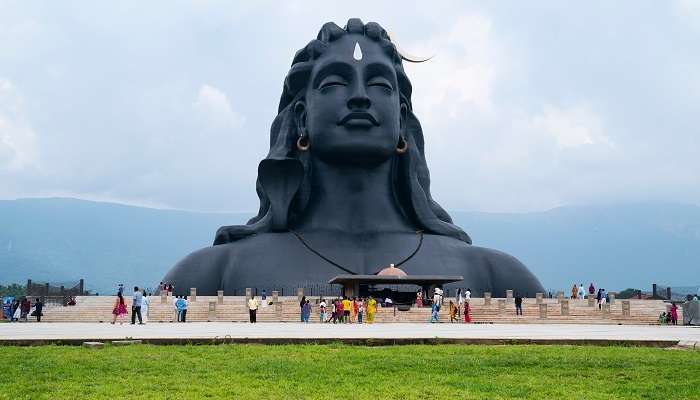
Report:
3,344,699,399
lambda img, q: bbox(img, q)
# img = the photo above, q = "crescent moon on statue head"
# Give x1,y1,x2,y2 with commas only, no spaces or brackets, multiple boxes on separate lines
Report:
387,30,434,63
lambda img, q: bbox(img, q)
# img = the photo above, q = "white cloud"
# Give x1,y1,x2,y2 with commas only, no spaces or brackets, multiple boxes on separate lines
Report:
0,79,38,171
405,13,503,125
529,104,613,149
193,84,245,131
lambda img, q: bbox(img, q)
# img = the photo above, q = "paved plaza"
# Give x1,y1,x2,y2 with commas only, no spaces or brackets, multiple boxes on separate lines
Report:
1,322,698,346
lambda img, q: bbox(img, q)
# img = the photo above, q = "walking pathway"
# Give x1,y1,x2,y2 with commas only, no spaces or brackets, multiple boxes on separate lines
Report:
1,322,698,346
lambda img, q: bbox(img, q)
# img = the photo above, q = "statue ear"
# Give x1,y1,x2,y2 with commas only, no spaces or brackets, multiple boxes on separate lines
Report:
258,158,304,231
294,100,307,137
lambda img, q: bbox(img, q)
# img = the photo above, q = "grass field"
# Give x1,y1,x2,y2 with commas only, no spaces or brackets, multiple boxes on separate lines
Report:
3,344,699,399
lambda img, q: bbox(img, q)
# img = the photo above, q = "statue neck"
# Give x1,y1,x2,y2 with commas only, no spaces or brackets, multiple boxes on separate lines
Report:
294,157,414,234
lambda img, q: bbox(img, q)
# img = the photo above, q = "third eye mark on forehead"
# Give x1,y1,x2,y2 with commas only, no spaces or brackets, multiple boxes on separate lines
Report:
312,61,396,89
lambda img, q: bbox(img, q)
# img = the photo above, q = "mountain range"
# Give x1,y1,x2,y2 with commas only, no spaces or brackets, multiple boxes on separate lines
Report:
1,198,698,294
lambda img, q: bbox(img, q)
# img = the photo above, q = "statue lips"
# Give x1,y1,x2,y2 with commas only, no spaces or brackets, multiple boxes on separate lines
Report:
338,111,379,128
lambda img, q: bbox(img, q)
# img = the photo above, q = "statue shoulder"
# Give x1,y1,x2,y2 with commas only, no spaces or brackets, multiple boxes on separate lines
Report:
467,245,544,296
424,235,544,296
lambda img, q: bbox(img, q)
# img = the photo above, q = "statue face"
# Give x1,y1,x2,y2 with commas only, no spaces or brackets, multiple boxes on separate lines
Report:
302,34,402,165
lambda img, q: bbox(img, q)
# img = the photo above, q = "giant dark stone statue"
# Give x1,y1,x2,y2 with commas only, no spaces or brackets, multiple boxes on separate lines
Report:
163,19,544,297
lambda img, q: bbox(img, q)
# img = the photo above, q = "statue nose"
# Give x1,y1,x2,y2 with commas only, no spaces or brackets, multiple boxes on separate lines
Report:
347,89,371,110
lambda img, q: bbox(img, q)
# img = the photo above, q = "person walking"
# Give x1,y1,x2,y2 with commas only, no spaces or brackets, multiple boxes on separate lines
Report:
33,298,44,322
670,303,679,325
515,293,523,316
357,298,364,324
248,295,259,323
351,297,358,323
430,302,439,323
416,290,423,308
131,286,144,325
302,300,311,323
181,296,189,322
457,288,464,318
319,298,327,322
174,296,181,322
366,297,377,324
571,284,578,299
578,284,585,300
464,300,472,323
589,283,595,296
20,298,31,322
111,293,128,324
141,289,150,324
596,289,603,309
449,300,458,322
342,297,351,323
299,295,306,322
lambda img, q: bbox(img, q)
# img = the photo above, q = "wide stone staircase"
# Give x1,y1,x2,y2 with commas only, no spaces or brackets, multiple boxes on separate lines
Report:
37,295,672,325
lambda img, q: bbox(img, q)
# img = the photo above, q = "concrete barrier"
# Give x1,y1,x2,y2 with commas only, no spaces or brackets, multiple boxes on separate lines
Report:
539,303,547,319
498,299,506,315
190,288,196,302
217,290,224,305
622,300,631,316
297,287,304,302
560,299,569,316
272,290,279,303
245,288,252,299
536,293,544,304
484,292,492,306
506,290,514,303
588,294,595,307
160,291,167,304
208,301,217,321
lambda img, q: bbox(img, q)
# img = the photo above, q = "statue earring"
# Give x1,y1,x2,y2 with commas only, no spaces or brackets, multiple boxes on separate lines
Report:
297,134,310,151
396,136,408,154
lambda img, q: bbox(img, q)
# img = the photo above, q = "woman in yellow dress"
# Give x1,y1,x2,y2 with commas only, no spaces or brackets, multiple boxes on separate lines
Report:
366,297,377,324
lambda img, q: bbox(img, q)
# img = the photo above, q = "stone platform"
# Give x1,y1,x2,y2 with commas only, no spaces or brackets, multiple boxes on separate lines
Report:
1,322,697,347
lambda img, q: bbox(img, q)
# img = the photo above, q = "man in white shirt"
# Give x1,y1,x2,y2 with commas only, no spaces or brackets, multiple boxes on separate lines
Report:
131,286,143,325
248,296,259,323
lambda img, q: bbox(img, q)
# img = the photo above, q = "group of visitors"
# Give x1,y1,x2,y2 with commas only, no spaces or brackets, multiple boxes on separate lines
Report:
173,295,187,322
569,283,610,308
4,297,43,322
159,282,175,295
313,296,378,324
659,303,679,325
571,283,587,299
111,286,150,325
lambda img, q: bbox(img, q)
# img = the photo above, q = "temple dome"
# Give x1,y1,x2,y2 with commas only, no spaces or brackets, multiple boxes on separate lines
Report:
376,264,407,277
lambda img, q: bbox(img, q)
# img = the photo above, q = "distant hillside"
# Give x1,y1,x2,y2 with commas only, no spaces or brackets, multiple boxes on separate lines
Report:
1,198,699,294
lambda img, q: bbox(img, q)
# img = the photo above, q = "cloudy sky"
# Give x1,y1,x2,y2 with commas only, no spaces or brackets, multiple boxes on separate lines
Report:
1,1,699,213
